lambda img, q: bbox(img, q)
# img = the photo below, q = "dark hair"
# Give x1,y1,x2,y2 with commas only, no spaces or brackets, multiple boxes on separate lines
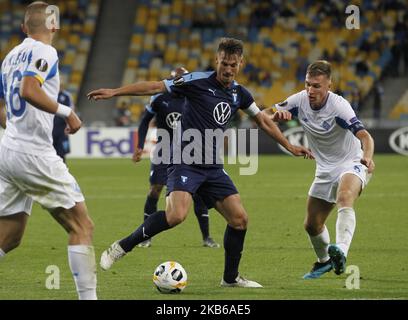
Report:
217,37,244,57
307,60,331,78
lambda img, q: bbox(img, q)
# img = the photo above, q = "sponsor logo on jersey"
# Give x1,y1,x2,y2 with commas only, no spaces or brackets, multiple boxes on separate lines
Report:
208,88,216,96
165,112,181,129
173,76,185,86
35,59,48,72
278,100,288,107
180,176,188,184
213,102,231,125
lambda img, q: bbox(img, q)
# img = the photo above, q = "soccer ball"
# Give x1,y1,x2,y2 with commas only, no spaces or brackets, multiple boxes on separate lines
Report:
153,261,187,294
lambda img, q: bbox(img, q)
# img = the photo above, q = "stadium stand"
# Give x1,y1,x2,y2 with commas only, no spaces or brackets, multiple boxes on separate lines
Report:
1,0,407,123
114,0,405,122
0,0,100,105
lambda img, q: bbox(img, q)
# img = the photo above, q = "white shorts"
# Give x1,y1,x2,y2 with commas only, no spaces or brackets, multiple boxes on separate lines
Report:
308,162,371,204
0,146,85,217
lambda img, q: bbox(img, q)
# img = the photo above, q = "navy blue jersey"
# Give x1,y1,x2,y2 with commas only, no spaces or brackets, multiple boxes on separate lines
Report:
163,71,254,167
53,90,73,158
137,92,185,150
150,92,184,132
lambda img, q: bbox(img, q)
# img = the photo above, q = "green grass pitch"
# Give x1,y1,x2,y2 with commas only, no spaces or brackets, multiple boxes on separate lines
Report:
0,155,407,300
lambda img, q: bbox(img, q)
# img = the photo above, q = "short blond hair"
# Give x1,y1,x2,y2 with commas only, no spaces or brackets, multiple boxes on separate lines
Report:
24,1,51,34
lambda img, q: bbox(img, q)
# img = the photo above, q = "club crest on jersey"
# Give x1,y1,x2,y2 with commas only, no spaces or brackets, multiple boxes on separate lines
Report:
213,102,231,125
353,165,361,173
321,120,331,131
173,76,185,86
35,59,48,72
165,112,181,129
232,93,238,104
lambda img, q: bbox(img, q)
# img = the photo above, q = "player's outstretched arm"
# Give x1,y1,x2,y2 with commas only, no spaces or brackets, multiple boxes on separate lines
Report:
261,107,292,122
87,81,166,101
20,76,82,134
356,129,375,173
0,99,6,129
253,111,314,159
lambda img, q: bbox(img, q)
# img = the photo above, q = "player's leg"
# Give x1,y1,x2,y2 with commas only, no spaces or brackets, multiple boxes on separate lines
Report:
119,190,191,250
303,196,335,279
138,164,167,248
143,163,167,222
329,172,363,275
101,191,192,270
138,184,164,248
100,164,201,270
144,184,163,221
50,202,97,300
0,152,32,260
215,194,262,288
192,194,220,248
0,213,29,259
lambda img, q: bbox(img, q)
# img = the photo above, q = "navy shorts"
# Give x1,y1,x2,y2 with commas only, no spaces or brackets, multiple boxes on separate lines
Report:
149,163,169,185
166,164,238,209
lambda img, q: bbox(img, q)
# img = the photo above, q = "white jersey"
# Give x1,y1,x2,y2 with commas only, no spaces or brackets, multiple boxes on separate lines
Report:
0,37,59,156
276,90,365,173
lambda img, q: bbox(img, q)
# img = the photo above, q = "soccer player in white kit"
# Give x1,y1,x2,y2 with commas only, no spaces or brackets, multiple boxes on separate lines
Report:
0,2,97,299
266,60,375,279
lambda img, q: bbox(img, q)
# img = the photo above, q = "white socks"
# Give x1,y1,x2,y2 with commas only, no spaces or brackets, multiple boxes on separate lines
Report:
68,245,97,300
309,225,330,263
0,248,5,261
336,207,356,257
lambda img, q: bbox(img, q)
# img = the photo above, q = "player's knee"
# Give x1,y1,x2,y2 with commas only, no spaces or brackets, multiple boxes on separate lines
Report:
149,185,163,198
2,236,23,253
165,210,187,227
336,190,355,207
230,212,248,229
69,215,94,239
304,221,322,236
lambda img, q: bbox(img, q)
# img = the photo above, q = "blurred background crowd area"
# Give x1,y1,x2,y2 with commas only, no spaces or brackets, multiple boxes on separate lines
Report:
1,0,408,127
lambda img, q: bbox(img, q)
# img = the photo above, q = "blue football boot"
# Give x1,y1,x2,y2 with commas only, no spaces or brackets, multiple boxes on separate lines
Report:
303,259,333,279
328,244,347,275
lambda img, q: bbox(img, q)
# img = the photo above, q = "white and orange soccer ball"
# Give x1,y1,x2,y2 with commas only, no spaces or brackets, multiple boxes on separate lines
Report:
153,261,187,294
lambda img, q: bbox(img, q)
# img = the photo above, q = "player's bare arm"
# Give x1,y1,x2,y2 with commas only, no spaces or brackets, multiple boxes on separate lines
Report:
356,129,375,173
132,148,143,163
253,111,314,159
262,107,293,122
262,106,274,115
0,99,6,129
87,80,166,101
20,76,82,134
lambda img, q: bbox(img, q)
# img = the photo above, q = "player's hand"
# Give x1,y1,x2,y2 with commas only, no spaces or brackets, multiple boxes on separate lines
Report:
360,157,375,174
289,145,314,159
272,110,292,122
132,148,143,162
65,111,82,134
87,88,115,101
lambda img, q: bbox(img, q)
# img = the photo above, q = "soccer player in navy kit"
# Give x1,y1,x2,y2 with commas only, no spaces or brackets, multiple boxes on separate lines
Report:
53,87,75,162
89,38,313,287
133,67,220,249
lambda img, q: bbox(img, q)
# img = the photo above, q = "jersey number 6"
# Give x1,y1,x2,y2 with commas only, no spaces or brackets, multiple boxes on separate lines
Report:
3,70,26,119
